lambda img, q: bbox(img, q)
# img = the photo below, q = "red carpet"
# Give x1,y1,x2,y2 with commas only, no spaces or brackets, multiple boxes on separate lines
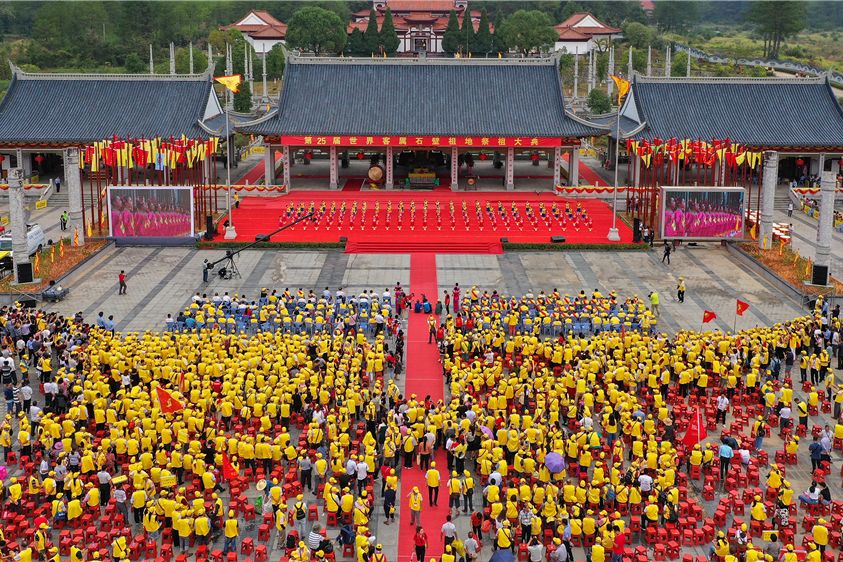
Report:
342,178,364,192
238,149,282,185
221,191,633,253
562,152,607,186
398,254,448,562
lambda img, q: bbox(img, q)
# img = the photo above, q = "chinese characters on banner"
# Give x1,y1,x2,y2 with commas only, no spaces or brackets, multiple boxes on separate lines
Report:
280,135,566,148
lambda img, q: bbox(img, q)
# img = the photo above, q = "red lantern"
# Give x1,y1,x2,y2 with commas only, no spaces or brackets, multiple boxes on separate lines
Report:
795,158,805,166
838,159,843,167
0,155,5,164
478,153,488,161
304,151,313,161
530,153,540,162
357,151,365,160
34,154,45,165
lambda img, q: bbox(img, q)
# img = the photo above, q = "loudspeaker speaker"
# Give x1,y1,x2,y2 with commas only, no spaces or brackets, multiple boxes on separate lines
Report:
205,215,215,240
633,218,642,243
255,234,270,242
500,237,509,243
550,236,566,243
16,262,33,284
812,264,829,286
19,297,37,309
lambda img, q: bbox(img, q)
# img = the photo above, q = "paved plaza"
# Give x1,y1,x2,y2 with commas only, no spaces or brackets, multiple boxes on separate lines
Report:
44,245,807,334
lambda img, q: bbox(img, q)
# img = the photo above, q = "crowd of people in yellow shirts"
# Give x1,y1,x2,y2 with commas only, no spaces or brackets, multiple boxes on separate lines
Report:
0,292,839,562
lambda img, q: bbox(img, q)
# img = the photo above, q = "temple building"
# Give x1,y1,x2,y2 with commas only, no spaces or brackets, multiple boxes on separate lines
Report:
0,64,227,237
348,0,482,54
222,10,287,55
553,12,621,54
239,53,604,190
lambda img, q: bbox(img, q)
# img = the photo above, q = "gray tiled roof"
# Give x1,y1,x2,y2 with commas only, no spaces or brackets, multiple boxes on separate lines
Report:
628,76,843,147
0,66,219,144
241,56,603,138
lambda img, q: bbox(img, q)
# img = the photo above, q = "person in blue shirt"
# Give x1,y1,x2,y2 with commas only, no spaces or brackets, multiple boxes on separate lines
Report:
718,438,734,481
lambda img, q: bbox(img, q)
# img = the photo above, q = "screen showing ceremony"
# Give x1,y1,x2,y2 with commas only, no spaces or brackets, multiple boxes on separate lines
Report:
661,187,745,240
108,186,193,238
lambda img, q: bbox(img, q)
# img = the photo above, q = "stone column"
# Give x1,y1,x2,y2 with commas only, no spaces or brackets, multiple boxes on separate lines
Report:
264,145,275,185
758,151,778,249
570,149,580,186
505,148,515,190
329,146,338,189
815,168,835,270
8,168,31,283
607,46,615,98
573,54,579,99
385,147,394,190
647,46,652,77
553,147,562,188
450,147,459,190
281,145,291,188
64,148,84,245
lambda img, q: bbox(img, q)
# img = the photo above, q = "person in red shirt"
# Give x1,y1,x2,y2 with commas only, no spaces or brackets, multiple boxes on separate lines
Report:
611,526,625,562
413,526,428,562
118,270,127,295
444,291,451,315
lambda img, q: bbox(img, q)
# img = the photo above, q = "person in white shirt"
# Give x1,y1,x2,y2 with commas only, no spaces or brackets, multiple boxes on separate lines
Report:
715,393,730,424
638,473,653,493
355,459,369,493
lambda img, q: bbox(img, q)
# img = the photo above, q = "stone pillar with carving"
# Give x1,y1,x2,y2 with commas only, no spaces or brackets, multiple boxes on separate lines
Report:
264,144,275,185
281,146,291,188
758,151,778,249
553,147,562,188
450,147,459,190
570,149,580,186
8,168,30,283
505,148,514,190
385,147,394,190
65,148,85,245
815,168,835,271
329,146,338,189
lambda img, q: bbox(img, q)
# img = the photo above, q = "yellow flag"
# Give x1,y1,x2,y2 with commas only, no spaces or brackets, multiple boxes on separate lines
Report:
50,245,55,264
749,223,757,240
610,75,631,105
73,227,80,247
87,222,93,238
59,238,65,258
805,259,812,277
33,252,39,275
214,74,242,93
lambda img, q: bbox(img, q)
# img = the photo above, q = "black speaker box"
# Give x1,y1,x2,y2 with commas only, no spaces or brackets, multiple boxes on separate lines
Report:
812,264,829,286
550,236,566,243
16,262,33,283
205,215,215,240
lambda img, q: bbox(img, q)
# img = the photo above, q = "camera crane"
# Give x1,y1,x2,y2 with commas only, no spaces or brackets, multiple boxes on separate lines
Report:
203,212,316,281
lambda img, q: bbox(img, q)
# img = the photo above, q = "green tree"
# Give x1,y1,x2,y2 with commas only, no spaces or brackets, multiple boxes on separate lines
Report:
623,21,655,50
175,46,208,74
745,1,807,58
672,51,691,76
497,10,557,56
654,1,699,32
234,79,251,112
124,52,145,73
473,9,493,56
286,6,347,55
347,28,367,56
266,44,285,79
380,8,399,55
461,13,475,54
587,88,611,113
364,8,380,55
442,10,461,55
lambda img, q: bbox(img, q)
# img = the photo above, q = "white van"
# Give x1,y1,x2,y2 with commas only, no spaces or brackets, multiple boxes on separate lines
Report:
0,223,47,258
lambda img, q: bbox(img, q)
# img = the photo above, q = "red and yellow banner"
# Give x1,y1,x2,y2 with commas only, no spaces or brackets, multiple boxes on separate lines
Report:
555,185,643,194
79,137,220,172
792,187,843,194
626,138,763,170
281,135,566,148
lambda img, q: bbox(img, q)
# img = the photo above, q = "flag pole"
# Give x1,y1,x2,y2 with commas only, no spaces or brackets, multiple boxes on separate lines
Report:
608,106,621,241
223,106,236,239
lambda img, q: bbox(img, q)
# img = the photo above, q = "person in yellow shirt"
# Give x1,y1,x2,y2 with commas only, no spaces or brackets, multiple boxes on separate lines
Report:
223,510,239,555
425,461,440,507
408,486,423,526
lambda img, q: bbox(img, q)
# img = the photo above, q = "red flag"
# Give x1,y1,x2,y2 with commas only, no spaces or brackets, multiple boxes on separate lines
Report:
681,407,708,448
702,310,717,324
221,451,238,481
155,386,184,414
736,299,750,317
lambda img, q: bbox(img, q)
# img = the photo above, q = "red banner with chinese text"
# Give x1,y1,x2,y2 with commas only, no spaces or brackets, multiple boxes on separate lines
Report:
280,135,565,148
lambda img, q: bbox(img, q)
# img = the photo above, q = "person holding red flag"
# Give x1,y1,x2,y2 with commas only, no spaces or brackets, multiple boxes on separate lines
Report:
155,386,183,414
